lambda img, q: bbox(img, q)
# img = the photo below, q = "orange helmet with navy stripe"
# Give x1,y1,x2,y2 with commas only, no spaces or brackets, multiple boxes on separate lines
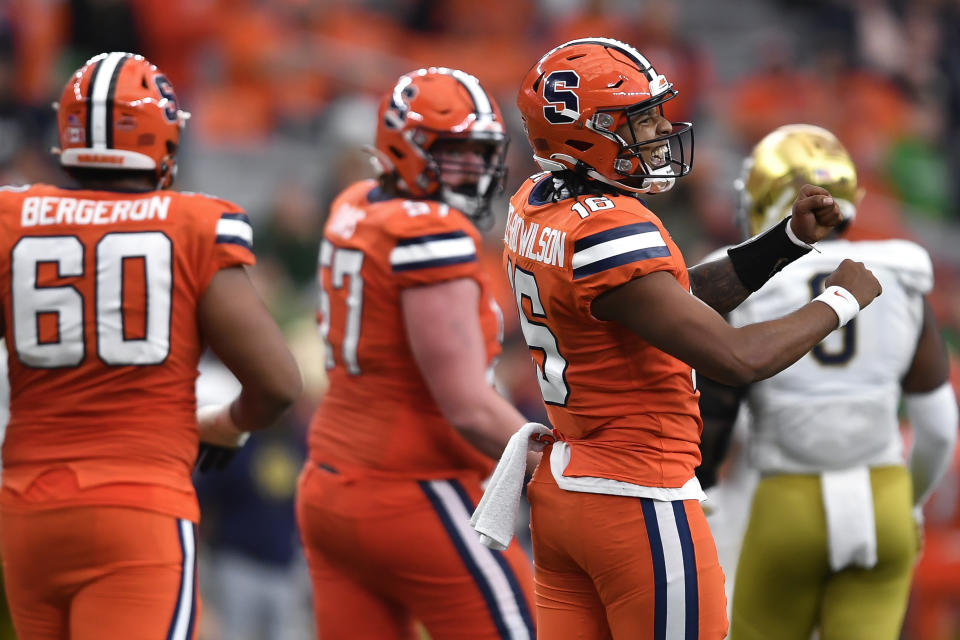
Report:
55,52,190,189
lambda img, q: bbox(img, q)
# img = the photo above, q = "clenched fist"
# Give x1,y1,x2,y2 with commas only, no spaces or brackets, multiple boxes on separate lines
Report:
825,259,882,309
790,184,845,244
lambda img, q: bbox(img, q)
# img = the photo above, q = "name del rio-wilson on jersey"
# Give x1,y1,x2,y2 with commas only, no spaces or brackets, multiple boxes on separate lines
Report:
503,204,567,268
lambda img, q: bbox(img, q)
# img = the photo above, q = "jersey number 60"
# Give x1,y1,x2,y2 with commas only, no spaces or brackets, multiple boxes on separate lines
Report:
11,233,172,368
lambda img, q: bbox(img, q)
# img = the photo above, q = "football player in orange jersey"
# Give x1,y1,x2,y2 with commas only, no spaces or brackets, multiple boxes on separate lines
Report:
295,67,537,640
503,38,882,639
0,52,302,640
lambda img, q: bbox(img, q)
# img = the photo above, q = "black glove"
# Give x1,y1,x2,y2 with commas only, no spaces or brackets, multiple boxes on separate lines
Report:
195,442,242,472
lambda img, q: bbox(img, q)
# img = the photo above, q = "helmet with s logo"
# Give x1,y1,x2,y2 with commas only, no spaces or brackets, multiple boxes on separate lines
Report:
55,52,190,189
517,37,693,194
372,67,509,229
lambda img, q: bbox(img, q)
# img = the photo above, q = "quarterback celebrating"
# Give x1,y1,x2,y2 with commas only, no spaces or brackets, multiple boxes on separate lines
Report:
296,67,535,640
504,38,882,639
0,53,301,639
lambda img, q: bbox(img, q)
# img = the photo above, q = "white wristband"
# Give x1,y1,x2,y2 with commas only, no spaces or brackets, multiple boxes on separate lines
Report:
784,215,815,250
197,403,249,448
813,285,860,328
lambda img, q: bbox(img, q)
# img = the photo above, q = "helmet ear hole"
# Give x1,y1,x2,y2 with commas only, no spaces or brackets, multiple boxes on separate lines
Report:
566,140,593,152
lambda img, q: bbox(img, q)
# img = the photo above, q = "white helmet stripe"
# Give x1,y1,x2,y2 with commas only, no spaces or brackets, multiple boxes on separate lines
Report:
449,69,494,121
88,52,129,149
538,37,656,83
84,56,105,148
390,75,414,116
394,67,502,134
395,68,494,120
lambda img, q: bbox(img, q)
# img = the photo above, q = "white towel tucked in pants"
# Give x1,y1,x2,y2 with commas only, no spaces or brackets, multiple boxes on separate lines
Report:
470,422,553,550
821,466,878,571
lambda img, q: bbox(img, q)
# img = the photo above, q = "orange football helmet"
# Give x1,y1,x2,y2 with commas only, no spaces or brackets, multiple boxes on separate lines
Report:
517,37,693,194
372,67,508,228
55,52,190,189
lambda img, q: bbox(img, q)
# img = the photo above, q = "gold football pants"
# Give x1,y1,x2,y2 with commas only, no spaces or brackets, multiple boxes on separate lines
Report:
729,465,916,640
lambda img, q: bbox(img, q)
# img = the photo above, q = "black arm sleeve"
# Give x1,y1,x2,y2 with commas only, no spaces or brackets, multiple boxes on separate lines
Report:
726,216,811,292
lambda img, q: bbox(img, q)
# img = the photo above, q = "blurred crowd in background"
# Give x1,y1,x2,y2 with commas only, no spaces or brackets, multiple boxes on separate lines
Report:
4,0,960,638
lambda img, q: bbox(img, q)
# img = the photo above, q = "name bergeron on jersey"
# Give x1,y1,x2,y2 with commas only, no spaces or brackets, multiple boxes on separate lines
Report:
20,195,172,227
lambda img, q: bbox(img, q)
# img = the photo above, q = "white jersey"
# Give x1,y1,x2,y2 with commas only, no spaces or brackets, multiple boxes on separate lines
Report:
726,238,932,473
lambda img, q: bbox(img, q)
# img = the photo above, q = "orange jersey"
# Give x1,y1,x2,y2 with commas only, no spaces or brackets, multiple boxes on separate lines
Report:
309,180,501,478
504,174,701,487
0,183,255,521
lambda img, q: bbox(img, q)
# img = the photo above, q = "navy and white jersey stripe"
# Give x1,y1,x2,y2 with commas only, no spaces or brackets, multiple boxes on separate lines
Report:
419,479,535,640
166,519,198,640
572,222,669,279
86,52,132,149
390,231,476,272
216,212,253,250
641,499,699,640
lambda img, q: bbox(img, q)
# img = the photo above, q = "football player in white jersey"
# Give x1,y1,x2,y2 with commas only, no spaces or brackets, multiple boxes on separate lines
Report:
696,124,959,640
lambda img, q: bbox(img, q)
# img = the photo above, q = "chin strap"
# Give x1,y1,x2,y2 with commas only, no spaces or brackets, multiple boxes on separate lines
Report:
440,187,494,230
534,153,676,195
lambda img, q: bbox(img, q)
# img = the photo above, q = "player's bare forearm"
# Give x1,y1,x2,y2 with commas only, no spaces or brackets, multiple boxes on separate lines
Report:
402,279,528,462
689,258,751,315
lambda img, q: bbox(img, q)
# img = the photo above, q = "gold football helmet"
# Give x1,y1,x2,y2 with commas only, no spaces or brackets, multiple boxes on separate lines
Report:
736,124,860,238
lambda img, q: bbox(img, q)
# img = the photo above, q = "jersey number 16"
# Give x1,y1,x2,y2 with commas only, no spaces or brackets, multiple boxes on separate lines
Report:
506,258,570,405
